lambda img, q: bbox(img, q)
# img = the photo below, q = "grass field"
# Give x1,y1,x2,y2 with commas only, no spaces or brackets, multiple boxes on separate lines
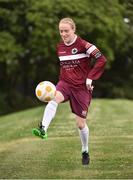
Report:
0,99,133,179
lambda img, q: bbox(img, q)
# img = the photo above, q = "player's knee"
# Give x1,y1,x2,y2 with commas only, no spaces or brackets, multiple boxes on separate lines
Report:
77,123,85,130
76,116,86,129
54,90,64,103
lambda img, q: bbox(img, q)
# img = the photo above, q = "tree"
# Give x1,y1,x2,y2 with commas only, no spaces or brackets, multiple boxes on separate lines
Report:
108,0,133,98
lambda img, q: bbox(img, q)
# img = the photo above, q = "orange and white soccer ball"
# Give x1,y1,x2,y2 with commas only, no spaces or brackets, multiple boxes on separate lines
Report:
35,81,56,102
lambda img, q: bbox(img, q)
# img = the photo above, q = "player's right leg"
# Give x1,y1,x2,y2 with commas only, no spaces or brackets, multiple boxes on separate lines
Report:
32,122,48,139
32,91,64,139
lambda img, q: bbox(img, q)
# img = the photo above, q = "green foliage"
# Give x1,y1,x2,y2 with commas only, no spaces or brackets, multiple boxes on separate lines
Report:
0,31,22,62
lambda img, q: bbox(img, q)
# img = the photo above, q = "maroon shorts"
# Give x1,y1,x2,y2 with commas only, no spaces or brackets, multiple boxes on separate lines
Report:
56,80,92,118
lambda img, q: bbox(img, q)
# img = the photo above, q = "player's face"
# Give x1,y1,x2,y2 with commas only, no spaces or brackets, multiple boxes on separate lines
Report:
59,23,75,44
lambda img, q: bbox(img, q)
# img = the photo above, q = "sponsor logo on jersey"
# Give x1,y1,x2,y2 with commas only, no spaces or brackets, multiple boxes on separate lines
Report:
71,48,78,54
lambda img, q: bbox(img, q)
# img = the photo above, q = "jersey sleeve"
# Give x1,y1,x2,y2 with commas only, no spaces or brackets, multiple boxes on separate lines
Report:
85,42,107,80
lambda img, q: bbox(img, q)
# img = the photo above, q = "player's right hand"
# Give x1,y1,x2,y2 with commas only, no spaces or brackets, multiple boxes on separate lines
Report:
86,78,94,91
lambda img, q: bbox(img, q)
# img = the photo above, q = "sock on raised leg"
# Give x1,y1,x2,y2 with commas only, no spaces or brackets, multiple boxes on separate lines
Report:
41,100,58,132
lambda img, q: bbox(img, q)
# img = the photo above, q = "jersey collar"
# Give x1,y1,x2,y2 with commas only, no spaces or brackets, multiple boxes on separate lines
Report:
64,35,77,46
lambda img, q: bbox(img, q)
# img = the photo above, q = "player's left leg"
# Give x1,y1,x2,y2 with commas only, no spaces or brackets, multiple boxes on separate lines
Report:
69,87,92,165
76,115,90,165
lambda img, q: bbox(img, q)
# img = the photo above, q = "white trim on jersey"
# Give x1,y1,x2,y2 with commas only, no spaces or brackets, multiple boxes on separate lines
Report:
86,45,97,55
64,35,77,46
59,53,88,61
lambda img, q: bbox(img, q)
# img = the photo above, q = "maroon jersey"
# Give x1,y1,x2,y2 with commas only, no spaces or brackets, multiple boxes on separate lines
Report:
57,36,106,86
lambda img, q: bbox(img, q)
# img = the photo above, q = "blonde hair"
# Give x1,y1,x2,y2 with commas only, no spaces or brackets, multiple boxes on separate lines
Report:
59,17,76,31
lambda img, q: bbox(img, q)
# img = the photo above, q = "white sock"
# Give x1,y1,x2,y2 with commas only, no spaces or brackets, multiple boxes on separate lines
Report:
42,100,58,132
78,124,89,153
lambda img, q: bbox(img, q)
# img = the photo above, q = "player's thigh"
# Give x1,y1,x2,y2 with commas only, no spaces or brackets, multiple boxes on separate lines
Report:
56,80,70,103
70,88,92,119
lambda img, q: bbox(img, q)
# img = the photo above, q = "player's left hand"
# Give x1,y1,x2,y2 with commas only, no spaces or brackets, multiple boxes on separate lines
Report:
86,78,94,91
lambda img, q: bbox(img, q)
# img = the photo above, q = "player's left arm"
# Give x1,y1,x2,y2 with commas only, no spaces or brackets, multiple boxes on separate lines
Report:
85,43,107,90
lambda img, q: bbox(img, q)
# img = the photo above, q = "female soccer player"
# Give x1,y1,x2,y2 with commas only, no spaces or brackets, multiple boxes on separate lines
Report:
32,17,107,165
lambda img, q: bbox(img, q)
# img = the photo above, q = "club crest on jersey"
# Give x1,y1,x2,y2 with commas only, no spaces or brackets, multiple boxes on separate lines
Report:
71,48,78,54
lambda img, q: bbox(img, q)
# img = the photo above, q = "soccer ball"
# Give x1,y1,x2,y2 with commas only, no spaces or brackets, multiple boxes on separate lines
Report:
35,81,56,102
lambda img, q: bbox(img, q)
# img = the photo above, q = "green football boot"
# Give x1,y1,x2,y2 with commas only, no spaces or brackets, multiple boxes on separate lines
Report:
32,123,48,139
